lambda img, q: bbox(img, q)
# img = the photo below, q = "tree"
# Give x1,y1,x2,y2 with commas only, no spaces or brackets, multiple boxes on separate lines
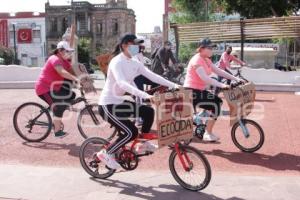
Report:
170,0,218,23
216,0,300,18
78,38,91,64
0,46,14,65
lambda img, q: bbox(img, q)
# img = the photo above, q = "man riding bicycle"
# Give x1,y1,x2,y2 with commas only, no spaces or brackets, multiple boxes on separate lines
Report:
151,41,178,79
183,38,244,142
97,34,180,169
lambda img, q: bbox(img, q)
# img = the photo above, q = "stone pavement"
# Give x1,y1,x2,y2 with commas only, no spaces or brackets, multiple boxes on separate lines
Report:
0,164,299,200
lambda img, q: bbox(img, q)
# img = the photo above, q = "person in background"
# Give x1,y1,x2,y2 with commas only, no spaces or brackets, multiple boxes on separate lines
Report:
151,41,177,78
183,38,244,142
35,41,79,138
134,45,159,92
217,46,246,85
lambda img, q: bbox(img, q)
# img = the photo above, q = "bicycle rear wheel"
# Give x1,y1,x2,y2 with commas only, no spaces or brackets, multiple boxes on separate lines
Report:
231,119,264,153
77,104,117,140
169,144,211,191
79,137,116,179
13,102,52,142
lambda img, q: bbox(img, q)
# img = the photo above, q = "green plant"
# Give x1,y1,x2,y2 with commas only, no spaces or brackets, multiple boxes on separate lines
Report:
78,38,91,64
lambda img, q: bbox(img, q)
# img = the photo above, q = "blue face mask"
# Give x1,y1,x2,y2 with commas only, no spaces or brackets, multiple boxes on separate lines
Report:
128,45,139,57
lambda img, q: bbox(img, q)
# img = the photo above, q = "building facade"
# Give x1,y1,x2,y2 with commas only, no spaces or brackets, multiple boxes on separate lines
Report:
0,12,46,67
138,26,163,53
45,0,136,58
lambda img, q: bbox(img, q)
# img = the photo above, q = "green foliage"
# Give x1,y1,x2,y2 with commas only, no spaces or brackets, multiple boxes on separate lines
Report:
170,0,217,23
215,0,299,18
178,43,198,63
78,37,91,64
0,46,14,65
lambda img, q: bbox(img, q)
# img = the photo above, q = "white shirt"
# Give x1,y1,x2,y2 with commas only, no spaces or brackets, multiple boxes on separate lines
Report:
99,53,176,105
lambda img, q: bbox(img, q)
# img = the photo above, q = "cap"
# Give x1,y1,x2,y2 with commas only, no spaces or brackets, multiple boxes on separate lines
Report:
120,34,144,45
198,38,217,48
56,41,75,52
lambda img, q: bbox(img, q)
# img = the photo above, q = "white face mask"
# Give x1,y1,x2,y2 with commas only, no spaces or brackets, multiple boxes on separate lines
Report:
128,45,140,57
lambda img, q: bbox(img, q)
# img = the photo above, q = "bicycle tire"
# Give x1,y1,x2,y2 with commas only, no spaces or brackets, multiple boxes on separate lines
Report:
77,104,118,140
79,137,116,179
169,145,211,191
13,102,52,142
231,119,265,153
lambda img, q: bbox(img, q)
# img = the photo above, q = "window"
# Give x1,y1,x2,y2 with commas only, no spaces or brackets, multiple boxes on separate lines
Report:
50,18,57,32
112,19,118,35
32,30,41,43
62,17,68,32
97,22,103,35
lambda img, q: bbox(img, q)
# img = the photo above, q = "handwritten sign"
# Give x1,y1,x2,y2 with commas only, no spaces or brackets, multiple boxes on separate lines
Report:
152,88,193,148
223,82,256,126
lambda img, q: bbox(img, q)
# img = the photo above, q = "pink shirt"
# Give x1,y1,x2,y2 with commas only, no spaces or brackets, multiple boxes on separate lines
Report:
35,55,72,95
218,52,243,70
183,53,213,91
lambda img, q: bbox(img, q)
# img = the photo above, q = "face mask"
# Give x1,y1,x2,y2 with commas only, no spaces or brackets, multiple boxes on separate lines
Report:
128,45,139,57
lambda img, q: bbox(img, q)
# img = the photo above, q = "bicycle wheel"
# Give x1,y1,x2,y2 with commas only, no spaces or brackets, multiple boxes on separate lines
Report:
169,144,211,191
231,119,265,153
13,102,52,142
77,104,118,140
79,137,116,179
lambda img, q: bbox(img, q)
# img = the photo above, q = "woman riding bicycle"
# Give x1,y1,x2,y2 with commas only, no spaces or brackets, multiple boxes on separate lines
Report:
35,41,79,138
183,38,244,142
217,46,246,85
97,34,179,169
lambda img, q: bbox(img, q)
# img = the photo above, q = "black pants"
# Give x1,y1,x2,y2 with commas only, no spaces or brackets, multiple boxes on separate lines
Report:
98,101,154,154
134,75,159,91
187,88,223,120
39,82,76,117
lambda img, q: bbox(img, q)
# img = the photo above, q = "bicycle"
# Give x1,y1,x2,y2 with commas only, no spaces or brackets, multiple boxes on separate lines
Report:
188,82,265,153
212,64,249,95
13,85,115,142
163,64,186,85
79,88,212,192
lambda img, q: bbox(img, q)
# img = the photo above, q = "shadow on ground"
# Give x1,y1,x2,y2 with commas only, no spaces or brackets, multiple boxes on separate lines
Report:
90,177,245,200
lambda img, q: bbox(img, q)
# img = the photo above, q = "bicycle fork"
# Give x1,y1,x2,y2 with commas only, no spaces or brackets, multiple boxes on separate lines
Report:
238,119,250,138
175,143,192,172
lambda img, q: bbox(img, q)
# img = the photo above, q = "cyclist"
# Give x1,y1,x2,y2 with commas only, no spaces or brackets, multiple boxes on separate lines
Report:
217,46,246,85
183,38,244,142
35,41,79,138
97,34,179,169
151,41,177,78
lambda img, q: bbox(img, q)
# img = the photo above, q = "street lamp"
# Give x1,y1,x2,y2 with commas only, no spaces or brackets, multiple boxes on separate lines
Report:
12,23,18,64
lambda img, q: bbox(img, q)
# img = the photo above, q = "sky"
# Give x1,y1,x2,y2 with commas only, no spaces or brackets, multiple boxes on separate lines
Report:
0,0,164,33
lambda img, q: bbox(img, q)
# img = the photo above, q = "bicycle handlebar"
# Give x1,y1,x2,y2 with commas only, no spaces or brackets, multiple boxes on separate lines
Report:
220,81,246,91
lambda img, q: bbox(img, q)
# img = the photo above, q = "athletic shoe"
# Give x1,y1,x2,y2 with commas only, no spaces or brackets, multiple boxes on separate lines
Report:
203,132,220,142
96,150,120,170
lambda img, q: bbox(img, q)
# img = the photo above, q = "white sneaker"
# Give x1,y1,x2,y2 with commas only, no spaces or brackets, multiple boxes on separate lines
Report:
135,141,158,154
203,132,220,142
96,150,120,170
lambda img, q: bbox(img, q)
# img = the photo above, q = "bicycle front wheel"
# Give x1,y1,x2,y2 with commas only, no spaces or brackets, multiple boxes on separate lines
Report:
169,144,211,191
231,119,265,153
13,102,52,142
79,137,115,179
77,104,118,140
